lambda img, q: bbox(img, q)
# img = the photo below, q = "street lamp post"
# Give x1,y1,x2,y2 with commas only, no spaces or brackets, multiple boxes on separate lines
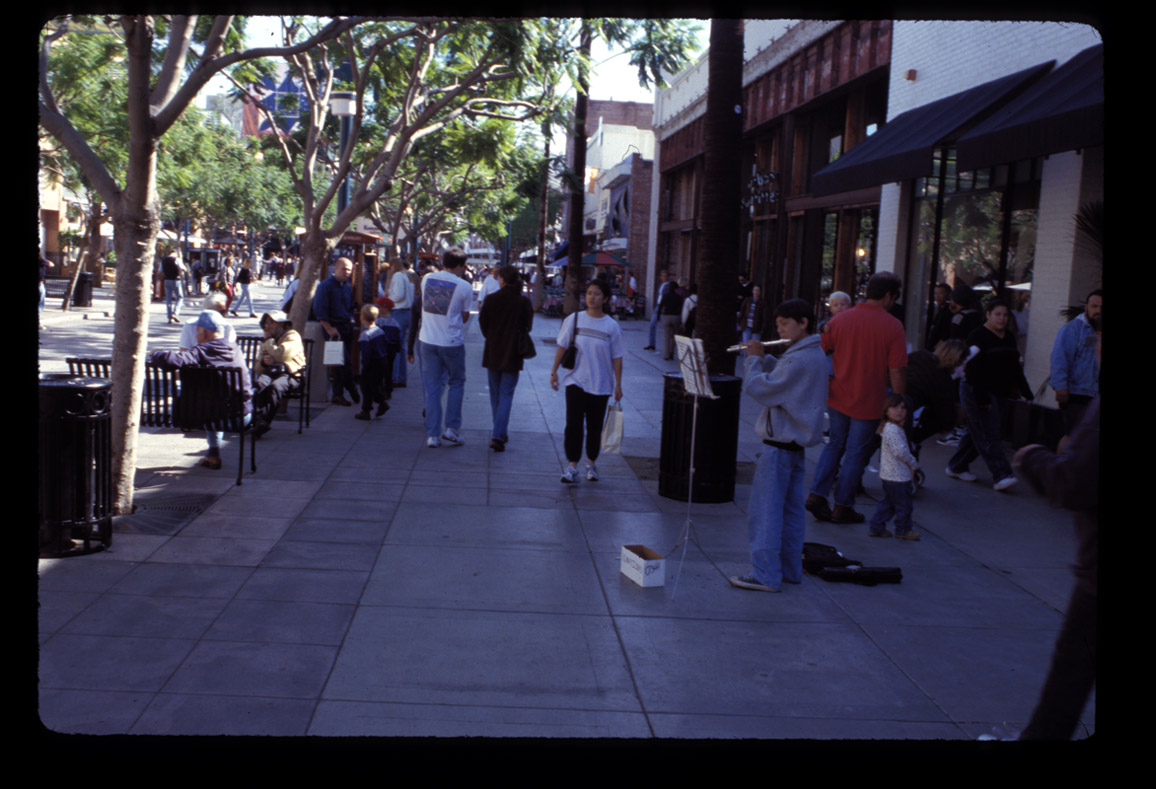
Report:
329,90,357,215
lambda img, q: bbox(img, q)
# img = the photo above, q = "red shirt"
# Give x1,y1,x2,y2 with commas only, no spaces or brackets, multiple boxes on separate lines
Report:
820,302,907,420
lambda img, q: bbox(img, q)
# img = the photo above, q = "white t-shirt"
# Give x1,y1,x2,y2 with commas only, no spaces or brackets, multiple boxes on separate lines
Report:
388,270,415,310
179,319,237,351
418,270,473,347
556,311,624,396
478,274,501,305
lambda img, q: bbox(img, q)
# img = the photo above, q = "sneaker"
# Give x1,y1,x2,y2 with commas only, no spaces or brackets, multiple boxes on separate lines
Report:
945,467,977,482
560,465,579,484
868,528,893,538
937,427,966,446
586,463,599,481
896,531,921,541
728,574,781,593
805,493,833,521
440,427,464,446
993,476,1018,492
426,436,441,448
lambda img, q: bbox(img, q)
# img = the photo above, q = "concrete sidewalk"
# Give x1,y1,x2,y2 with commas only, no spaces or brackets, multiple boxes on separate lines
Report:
36,278,1093,738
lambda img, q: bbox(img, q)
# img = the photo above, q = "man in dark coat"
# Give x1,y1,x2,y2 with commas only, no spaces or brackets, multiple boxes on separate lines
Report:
479,265,533,452
1012,329,1099,740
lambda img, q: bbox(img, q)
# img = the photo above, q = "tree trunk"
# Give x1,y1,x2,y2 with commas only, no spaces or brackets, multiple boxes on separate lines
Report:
698,20,744,377
563,25,592,317
61,198,104,310
108,17,163,515
533,133,551,312
287,228,337,332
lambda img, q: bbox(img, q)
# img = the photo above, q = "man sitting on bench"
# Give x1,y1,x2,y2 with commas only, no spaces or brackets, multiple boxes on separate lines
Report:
251,309,306,438
149,310,252,469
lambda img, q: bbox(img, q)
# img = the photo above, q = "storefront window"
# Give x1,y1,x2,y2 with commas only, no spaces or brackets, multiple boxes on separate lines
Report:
910,147,1040,350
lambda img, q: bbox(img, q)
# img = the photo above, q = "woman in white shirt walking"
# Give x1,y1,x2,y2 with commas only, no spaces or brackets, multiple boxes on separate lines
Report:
550,279,625,483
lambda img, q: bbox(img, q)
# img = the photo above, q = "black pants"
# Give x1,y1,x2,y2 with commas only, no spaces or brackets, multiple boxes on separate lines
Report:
253,373,299,423
329,322,356,398
359,354,394,409
564,385,609,463
1020,583,1097,739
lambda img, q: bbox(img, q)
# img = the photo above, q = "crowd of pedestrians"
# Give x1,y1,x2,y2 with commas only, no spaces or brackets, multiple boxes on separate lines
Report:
130,241,1097,740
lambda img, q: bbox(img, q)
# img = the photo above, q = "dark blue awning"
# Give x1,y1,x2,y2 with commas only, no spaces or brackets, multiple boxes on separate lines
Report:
810,61,1054,197
956,44,1103,171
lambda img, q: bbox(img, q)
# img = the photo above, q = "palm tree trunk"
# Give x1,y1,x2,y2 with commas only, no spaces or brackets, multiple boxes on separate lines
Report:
698,20,745,376
563,24,592,317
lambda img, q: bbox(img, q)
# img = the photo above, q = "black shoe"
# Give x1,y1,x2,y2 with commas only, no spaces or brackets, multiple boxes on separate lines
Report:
643,345,655,350
490,438,506,452
376,401,390,417
331,395,352,406
252,420,272,439
805,493,833,521
831,505,866,524
355,410,371,421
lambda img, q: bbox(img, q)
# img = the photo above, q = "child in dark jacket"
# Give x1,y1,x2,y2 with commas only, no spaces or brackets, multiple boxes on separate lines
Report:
356,302,401,420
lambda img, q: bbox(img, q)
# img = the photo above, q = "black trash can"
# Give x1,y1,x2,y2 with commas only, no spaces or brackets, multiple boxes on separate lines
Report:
658,372,742,503
39,374,113,557
72,272,94,307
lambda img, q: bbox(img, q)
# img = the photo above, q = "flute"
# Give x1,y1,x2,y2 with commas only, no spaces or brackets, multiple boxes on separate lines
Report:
726,338,791,353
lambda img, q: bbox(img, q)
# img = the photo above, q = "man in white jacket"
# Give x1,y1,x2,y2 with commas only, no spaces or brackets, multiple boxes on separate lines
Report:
730,299,829,593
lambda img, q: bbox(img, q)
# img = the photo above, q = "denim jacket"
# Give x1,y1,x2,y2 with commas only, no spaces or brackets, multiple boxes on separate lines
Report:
1049,314,1099,397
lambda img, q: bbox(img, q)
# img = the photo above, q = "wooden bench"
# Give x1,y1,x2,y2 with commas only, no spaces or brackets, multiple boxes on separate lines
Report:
66,358,256,486
234,335,315,433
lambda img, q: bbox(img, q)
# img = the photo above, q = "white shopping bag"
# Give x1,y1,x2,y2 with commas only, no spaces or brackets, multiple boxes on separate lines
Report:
323,339,344,365
601,401,623,455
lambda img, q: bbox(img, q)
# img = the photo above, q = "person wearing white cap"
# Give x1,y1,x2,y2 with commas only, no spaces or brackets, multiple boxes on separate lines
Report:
148,310,252,469
251,310,306,438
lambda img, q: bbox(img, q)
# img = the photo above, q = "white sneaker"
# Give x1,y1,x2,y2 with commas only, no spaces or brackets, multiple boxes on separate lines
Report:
993,476,1018,491
585,463,599,481
426,436,441,448
945,467,977,482
560,466,579,484
440,428,463,446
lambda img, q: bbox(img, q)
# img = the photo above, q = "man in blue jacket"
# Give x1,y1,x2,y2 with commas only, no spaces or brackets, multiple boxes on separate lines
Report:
148,310,252,469
1049,290,1101,434
313,257,359,406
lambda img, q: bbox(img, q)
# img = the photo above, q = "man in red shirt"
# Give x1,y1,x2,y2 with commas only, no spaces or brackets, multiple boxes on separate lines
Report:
806,272,908,523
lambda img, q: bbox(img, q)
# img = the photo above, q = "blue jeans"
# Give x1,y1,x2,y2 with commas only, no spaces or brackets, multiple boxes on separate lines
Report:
233,282,253,315
487,368,519,442
747,445,806,589
419,341,466,437
870,479,913,535
205,413,253,453
949,380,1014,482
810,408,878,507
165,279,184,321
392,309,411,385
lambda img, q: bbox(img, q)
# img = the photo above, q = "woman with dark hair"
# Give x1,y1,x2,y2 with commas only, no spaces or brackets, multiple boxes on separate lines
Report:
905,339,967,445
479,266,534,452
946,299,1033,491
550,278,625,483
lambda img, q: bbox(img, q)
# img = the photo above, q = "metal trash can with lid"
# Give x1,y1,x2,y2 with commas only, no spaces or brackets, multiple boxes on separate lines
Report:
658,372,742,503
39,374,113,557
72,272,94,307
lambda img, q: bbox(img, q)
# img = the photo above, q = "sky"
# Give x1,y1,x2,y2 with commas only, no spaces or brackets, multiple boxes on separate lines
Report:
202,17,713,108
